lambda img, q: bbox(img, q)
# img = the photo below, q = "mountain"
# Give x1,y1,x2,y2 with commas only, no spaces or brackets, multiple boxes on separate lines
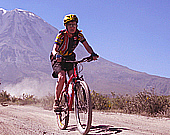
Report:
82,58,170,95
0,8,57,96
0,8,170,96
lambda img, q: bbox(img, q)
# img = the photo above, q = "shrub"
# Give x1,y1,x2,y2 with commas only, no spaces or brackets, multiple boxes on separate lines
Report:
91,90,111,110
39,93,54,110
124,89,170,116
0,90,11,102
91,89,170,117
0,90,38,105
18,93,37,105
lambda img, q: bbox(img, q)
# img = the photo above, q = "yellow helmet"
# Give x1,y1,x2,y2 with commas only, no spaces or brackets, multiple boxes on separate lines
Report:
64,14,78,25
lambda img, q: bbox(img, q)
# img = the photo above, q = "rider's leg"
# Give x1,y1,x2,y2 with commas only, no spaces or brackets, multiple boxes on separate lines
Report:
68,70,73,78
55,70,66,101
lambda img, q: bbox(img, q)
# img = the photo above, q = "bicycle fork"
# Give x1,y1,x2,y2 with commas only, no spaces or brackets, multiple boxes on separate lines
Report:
73,81,81,111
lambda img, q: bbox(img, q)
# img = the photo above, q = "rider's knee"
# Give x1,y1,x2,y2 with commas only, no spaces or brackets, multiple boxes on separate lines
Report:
58,71,65,83
59,75,65,82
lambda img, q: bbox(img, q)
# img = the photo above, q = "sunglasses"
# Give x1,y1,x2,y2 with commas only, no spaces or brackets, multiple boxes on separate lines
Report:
67,24,77,28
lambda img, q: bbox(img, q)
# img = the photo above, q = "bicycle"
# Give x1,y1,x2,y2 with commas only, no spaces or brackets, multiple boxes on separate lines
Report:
54,56,97,135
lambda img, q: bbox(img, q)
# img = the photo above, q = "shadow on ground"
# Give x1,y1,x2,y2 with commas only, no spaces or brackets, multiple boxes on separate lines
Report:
89,125,129,134
66,124,130,134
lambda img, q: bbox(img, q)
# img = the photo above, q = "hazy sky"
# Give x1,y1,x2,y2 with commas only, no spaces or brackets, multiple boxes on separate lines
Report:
1,0,170,78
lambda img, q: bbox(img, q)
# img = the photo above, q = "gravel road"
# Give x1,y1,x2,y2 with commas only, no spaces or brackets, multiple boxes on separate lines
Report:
0,105,169,135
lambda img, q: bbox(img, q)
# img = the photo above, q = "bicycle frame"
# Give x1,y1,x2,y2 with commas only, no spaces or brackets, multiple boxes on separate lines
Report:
58,56,94,112
60,62,78,111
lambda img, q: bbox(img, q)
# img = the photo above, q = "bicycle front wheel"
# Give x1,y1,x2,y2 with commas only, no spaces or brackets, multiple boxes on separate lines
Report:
74,81,92,135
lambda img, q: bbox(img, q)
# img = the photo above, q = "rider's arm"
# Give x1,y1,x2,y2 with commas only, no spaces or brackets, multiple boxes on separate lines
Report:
52,32,64,62
52,43,62,62
52,43,59,56
82,41,94,54
82,41,98,60
78,32,93,54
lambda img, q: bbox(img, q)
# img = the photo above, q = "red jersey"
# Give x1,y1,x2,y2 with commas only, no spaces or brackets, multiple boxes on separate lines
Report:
52,29,86,56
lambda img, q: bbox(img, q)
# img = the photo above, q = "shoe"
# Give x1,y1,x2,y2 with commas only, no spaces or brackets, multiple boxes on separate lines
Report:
53,100,61,112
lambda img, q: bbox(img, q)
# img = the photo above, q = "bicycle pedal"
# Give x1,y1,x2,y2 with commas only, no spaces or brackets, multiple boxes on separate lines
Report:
54,108,62,112
55,112,61,115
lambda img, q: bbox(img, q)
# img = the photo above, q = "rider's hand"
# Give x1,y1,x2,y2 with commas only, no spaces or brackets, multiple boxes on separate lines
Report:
91,52,99,60
93,56,98,60
56,54,62,62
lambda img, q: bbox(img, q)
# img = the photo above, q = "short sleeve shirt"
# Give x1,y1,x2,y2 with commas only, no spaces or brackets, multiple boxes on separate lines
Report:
54,29,86,56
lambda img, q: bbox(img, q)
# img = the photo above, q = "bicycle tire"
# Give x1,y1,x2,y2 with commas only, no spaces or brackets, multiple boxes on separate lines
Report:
74,81,92,135
56,92,69,130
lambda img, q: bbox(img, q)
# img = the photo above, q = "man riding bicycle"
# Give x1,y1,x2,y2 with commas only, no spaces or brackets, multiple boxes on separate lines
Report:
50,14,98,111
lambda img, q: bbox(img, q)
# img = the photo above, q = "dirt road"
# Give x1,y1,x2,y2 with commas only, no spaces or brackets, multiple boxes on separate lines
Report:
0,105,169,135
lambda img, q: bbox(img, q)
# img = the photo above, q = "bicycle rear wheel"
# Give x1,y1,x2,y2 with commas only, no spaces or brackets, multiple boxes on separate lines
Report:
56,92,69,130
74,81,92,135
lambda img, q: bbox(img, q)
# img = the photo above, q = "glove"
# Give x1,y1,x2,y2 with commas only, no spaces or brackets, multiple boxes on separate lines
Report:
55,54,62,62
91,52,99,60
56,54,62,58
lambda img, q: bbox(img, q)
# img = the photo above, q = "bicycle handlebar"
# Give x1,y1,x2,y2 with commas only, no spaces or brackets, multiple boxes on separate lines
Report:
65,56,94,64
78,56,94,63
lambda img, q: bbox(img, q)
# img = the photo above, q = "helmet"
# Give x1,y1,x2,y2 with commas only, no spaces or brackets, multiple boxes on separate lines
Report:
64,14,78,25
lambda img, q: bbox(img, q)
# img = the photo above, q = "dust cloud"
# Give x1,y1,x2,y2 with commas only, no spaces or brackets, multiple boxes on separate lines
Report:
2,77,56,97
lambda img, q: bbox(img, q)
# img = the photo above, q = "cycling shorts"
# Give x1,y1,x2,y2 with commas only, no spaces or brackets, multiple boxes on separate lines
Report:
51,53,76,78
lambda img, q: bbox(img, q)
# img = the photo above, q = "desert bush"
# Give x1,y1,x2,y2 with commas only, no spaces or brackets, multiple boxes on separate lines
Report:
91,89,170,117
91,90,111,110
0,90,38,105
0,90,11,102
39,93,54,110
0,90,54,109
111,95,127,110
124,89,170,116
1,89,169,117
17,93,38,105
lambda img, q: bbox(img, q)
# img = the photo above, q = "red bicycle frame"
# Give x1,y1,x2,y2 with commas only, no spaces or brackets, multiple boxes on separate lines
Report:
59,56,94,111
61,63,78,111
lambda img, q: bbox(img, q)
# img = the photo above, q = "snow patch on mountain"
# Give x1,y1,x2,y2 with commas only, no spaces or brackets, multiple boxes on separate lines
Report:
13,8,41,19
0,8,41,19
0,8,7,15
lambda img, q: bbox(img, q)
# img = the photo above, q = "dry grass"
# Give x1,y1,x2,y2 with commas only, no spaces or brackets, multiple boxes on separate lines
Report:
91,89,170,117
1,88,169,117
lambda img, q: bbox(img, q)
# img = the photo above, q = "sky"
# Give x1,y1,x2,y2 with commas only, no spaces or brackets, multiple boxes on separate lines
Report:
0,0,170,78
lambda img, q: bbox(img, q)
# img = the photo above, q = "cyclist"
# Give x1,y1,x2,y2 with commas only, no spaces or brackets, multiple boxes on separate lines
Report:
50,14,98,111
